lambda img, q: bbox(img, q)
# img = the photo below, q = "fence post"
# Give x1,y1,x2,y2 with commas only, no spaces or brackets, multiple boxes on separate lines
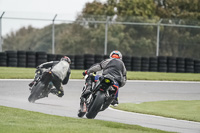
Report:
104,16,110,55
52,14,57,54
0,12,5,52
156,19,162,56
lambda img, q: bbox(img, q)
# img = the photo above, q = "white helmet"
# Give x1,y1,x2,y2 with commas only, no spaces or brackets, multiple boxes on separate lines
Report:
60,56,71,64
109,50,122,60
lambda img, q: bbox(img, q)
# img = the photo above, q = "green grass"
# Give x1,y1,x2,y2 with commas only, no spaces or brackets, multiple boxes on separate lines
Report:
127,71,200,81
0,67,35,79
113,100,200,122
0,67,200,81
0,106,172,133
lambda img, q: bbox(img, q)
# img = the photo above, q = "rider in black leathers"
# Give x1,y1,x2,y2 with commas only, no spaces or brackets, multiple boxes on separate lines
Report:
81,50,127,106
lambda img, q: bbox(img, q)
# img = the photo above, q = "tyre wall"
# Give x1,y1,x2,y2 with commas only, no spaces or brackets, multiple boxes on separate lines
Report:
0,51,199,73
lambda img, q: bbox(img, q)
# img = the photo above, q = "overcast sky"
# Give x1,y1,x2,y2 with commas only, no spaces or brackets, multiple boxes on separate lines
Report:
0,0,106,35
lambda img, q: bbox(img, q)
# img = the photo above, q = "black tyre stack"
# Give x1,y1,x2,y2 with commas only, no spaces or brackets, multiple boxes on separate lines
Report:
1,50,200,74
149,57,158,72
36,52,47,66
141,57,149,72
176,57,185,73
6,51,18,67
185,58,194,73
56,54,63,61
167,57,176,73
123,56,132,71
84,54,95,69
131,57,141,71
75,55,84,70
95,55,104,63
194,59,200,73
26,51,36,68
0,52,7,66
158,56,167,72
104,55,109,59
68,55,75,69
47,54,57,61
17,51,26,67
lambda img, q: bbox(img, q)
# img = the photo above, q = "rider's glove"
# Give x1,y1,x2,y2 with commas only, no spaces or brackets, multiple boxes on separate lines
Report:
82,70,87,76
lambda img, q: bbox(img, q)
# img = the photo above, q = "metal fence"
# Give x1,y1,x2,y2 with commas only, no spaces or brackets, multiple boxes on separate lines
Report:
0,11,200,58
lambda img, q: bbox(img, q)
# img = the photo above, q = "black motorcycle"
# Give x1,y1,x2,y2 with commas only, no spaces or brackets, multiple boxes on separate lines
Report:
78,74,118,119
28,69,53,103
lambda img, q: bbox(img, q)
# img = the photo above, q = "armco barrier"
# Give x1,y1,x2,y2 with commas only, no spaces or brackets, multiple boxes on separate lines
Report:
0,51,199,73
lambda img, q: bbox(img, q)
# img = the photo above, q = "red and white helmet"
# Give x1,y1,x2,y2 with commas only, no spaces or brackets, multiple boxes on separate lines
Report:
109,50,122,60
61,56,71,64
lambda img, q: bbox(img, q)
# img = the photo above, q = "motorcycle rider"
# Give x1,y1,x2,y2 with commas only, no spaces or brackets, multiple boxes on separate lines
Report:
29,56,71,97
81,50,127,106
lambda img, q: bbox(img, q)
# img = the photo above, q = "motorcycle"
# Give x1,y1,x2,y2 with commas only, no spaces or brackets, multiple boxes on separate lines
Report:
28,68,54,103
78,74,118,119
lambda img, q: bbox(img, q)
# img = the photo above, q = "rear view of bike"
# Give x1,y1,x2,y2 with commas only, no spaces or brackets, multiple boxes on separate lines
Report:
28,70,53,103
78,75,117,119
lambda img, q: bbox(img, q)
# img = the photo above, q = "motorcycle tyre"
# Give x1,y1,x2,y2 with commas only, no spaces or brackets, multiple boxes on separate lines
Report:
28,82,45,103
86,91,105,119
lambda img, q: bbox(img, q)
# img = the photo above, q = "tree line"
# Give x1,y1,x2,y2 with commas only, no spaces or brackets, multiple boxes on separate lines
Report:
2,0,200,58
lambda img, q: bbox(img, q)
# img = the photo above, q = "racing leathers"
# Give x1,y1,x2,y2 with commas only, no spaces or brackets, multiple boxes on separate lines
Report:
81,58,127,104
30,60,71,97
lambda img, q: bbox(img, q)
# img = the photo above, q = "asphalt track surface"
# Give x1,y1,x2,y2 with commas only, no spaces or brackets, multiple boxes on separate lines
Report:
0,79,200,133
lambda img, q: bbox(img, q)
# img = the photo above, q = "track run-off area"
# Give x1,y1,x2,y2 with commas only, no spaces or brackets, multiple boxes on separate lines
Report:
0,79,200,133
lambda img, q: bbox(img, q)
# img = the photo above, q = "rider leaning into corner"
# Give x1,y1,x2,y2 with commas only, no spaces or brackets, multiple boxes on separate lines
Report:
29,56,71,97
81,50,127,106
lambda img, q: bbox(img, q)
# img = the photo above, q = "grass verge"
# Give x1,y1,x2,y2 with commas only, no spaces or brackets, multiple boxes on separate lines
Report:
113,100,200,122
0,67,200,81
0,106,172,133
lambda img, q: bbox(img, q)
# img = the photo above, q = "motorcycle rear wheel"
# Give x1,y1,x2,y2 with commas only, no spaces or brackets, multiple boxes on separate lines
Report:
28,82,45,103
86,91,105,119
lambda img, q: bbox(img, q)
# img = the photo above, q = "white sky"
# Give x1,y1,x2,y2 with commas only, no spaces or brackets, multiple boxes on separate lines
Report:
0,0,106,35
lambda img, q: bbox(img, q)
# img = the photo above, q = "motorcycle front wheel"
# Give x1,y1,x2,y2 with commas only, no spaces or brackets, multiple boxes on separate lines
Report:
86,91,105,119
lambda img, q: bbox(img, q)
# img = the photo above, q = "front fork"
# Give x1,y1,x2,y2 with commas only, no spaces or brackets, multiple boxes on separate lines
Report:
80,92,93,113
80,97,87,113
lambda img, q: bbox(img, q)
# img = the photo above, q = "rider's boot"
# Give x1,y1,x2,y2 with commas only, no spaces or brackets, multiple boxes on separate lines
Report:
50,86,64,97
111,98,119,107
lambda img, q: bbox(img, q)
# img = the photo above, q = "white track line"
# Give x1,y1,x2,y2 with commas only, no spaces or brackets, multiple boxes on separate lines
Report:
0,79,199,84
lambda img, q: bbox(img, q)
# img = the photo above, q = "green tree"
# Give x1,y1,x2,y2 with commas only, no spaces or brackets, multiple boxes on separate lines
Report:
2,0,200,58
